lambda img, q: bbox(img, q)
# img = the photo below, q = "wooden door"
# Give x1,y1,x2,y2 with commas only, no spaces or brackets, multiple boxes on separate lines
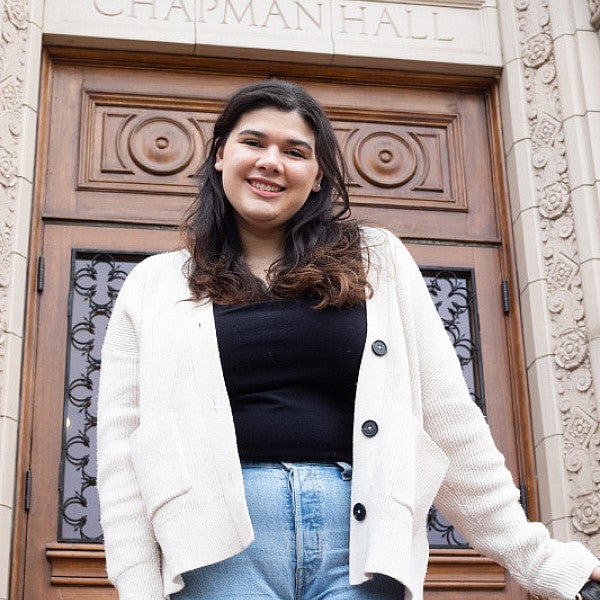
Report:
13,48,533,599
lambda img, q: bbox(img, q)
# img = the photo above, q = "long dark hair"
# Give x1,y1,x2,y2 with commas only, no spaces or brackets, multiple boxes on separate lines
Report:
183,79,371,308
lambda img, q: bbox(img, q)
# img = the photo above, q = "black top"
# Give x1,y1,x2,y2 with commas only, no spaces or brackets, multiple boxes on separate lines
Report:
213,299,367,463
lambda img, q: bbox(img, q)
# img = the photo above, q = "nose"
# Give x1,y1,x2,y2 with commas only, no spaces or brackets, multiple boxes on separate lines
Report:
255,145,283,172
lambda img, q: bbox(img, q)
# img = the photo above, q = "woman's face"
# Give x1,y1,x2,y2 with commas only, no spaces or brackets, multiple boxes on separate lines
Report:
215,107,322,241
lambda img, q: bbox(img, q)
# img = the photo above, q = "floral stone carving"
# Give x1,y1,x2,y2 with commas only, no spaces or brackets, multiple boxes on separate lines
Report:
0,0,29,398
514,0,600,552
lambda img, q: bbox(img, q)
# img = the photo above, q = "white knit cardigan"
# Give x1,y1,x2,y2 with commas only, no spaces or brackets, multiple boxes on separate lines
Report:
97,227,599,600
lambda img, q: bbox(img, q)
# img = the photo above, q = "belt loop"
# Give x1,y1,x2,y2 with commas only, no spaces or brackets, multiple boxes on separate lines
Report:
336,462,352,480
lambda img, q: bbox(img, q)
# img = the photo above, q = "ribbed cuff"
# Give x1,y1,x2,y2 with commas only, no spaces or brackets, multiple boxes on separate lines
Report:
559,550,600,600
532,542,600,600
114,560,165,600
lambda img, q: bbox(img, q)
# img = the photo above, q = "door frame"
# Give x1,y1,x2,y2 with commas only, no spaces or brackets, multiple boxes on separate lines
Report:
10,45,537,599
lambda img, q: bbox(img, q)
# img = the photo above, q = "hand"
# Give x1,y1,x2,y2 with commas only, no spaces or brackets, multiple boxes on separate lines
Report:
591,566,600,581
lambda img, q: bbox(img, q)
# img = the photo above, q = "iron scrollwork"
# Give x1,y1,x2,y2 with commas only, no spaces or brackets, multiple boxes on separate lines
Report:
424,268,485,414
59,252,143,542
422,268,484,548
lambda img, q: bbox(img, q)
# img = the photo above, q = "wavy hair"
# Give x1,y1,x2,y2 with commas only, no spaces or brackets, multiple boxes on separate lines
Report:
182,79,371,308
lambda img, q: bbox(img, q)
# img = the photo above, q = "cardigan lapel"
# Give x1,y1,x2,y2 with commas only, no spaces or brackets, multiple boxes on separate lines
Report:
178,297,246,478
182,298,233,416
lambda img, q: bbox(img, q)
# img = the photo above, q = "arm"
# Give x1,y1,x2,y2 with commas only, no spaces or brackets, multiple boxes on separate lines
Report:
388,233,599,600
97,267,165,600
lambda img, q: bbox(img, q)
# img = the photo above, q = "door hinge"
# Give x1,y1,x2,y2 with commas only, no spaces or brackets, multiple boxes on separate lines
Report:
501,279,510,314
519,483,528,516
24,470,32,511
36,256,44,293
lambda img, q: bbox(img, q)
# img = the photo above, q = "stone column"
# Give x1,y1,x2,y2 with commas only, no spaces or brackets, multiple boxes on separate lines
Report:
498,0,600,555
0,0,42,598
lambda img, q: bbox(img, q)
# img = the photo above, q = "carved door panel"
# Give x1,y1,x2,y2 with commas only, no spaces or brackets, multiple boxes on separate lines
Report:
14,50,532,599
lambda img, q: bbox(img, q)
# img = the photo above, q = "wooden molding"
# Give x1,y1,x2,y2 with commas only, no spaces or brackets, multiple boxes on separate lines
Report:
45,544,505,590
46,544,110,586
45,45,497,91
486,83,540,524
427,549,505,589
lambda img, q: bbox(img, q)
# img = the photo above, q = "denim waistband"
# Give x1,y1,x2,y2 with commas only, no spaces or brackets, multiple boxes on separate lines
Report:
241,461,353,480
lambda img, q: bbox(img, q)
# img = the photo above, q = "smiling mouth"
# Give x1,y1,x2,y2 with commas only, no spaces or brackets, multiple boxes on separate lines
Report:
248,179,285,193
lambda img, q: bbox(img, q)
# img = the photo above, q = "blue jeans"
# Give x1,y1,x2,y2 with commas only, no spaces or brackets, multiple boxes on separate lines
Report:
172,462,405,600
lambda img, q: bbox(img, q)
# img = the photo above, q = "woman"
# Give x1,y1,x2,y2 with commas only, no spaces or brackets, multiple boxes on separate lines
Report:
97,80,600,600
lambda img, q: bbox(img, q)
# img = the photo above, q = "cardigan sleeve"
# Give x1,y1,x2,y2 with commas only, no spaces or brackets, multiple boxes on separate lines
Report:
385,231,599,600
97,264,166,600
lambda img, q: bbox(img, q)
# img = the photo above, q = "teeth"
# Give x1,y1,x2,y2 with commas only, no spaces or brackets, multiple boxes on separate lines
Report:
251,180,283,192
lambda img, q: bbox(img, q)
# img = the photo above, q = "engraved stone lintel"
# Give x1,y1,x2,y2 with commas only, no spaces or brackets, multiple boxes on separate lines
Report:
369,0,487,7
43,1,502,70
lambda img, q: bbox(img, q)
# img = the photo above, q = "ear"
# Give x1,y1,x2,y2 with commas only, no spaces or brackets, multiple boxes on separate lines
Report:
214,147,224,172
312,173,322,193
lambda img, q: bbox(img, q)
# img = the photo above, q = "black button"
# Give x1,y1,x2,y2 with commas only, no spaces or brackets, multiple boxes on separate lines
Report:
353,503,367,521
371,340,387,356
361,420,379,437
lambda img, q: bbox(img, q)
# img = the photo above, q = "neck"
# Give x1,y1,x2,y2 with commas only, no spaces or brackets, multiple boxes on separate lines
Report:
237,225,284,283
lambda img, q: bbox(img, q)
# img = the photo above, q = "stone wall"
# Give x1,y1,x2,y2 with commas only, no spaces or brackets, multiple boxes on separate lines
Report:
0,0,42,598
498,0,600,553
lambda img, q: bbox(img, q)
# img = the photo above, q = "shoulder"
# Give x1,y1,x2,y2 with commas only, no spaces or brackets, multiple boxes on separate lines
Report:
359,225,388,245
359,226,411,263
117,248,189,303
359,225,403,247
359,226,424,291
135,248,188,271
125,248,187,282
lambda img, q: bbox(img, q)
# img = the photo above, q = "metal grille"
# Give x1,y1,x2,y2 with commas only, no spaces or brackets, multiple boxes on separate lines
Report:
423,268,485,414
423,268,483,548
58,257,483,548
59,252,144,542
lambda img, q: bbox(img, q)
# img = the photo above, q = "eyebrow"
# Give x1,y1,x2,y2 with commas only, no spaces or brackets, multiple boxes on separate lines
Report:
237,129,314,153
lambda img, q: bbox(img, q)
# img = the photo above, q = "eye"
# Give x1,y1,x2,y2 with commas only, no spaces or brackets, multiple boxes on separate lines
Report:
286,148,307,158
241,138,263,148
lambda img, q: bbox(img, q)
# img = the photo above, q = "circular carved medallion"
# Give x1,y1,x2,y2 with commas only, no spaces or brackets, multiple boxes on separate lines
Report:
128,117,195,175
353,132,417,188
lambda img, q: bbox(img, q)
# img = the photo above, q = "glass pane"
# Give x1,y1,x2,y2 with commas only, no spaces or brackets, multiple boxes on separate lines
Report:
59,252,146,542
423,268,485,415
422,268,484,549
